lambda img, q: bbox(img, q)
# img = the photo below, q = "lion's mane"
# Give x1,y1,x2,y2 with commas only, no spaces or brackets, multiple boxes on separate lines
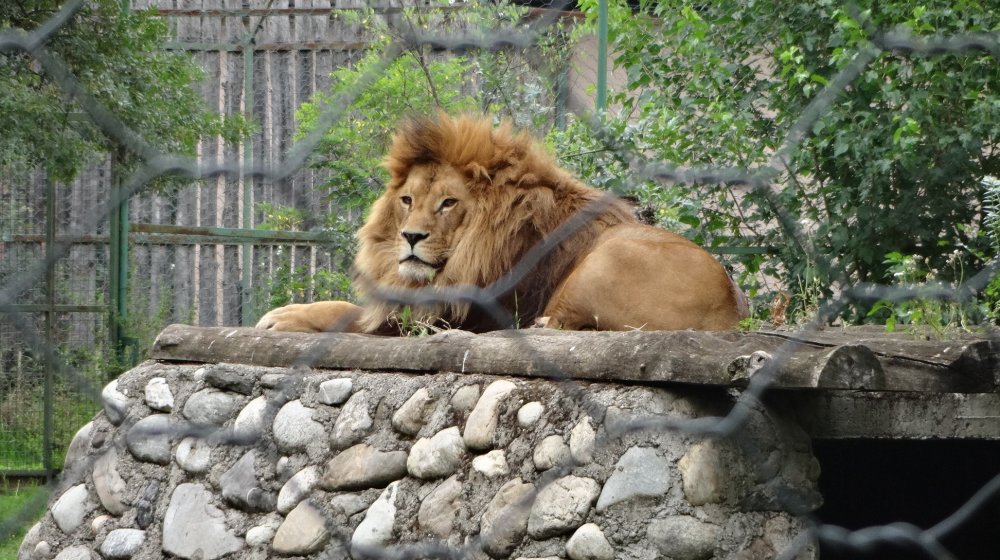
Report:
353,114,637,333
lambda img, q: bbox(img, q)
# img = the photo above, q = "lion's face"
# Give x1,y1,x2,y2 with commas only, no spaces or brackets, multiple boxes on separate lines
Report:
391,163,472,285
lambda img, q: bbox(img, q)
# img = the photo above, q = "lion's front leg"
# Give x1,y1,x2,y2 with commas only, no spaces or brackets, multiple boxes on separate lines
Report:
255,301,364,333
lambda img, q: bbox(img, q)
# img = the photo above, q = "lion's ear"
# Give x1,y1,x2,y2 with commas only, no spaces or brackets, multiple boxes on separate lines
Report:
513,188,556,230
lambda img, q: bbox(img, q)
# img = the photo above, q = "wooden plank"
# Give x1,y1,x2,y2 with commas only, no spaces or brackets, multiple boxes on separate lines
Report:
151,325,1000,392
782,391,1000,440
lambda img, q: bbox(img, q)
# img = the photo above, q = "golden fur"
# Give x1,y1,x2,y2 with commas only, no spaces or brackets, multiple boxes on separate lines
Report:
256,114,748,334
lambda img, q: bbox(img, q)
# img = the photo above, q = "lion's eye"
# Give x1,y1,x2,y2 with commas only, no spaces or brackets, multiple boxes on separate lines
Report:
400,195,412,206
440,198,458,210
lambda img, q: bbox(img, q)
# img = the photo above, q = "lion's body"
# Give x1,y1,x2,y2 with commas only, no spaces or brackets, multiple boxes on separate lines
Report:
256,114,747,334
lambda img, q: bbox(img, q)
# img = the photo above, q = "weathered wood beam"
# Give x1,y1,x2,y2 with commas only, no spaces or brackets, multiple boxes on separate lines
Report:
151,325,999,393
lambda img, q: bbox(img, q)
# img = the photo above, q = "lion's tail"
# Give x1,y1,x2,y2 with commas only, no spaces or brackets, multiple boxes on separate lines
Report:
729,275,751,320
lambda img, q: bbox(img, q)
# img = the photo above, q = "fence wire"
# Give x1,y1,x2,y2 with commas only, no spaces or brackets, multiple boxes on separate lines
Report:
2,0,1000,559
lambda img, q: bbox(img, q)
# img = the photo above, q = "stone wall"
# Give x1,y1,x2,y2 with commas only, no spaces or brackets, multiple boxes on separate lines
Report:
19,358,821,560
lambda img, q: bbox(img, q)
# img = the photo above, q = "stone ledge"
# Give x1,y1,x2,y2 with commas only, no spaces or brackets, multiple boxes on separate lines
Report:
21,359,820,560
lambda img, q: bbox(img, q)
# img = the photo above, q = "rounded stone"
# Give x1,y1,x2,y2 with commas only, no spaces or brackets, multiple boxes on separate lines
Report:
678,441,729,506
278,466,321,514
245,525,276,547
33,541,51,559
392,388,434,436
320,444,408,491
91,515,110,536
126,414,172,464
93,448,127,516
54,545,93,560
407,426,466,479
480,478,534,558
162,483,243,560
330,390,373,448
527,475,601,539
317,378,353,405
99,529,146,559
273,501,330,556
472,450,509,478
174,437,213,474
52,483,91,534
517,402,544,427
144,377,174,412
273,400,327,454
532,435,570,471
646,516,720,560
596,446,670,512
64,421,94,468
569,417,596,464
566,523,614,560
232,396,269,441
101,379,129,426
182,388,240,427
417,475,463,538
463,380,517,450
450,384,480,413
352,482,398,555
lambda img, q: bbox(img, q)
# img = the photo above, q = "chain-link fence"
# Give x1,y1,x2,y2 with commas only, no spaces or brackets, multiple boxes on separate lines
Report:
2,0,1000,558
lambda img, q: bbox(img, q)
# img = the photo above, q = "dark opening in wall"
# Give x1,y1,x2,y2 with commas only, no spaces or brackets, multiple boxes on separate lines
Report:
812,439,1000,560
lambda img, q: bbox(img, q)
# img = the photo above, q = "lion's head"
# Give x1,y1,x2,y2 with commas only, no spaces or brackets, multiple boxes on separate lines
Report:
352,114,634,332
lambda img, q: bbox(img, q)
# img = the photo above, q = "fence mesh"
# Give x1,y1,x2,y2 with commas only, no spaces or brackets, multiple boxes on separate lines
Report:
2,0,1000,559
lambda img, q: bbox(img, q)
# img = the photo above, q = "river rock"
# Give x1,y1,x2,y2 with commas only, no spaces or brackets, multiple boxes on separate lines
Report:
566,523,614,560
527,475,600,539
417,475,463,538
450,384,480,413
277,465,321,514
320,443,408,491
144,377,174,412
101,380,129,426
472,449,509,478
532,435,570,471
53,545,92,560
99,529,145,559
220,450,274,512
317,377,353,405
481,478,534,558
646,516,720,560
174,436,212,474
92,448,127,516
182,388,240,427
330,390,373,448
569,418,596,464
162,483,243,560
126,414,172,464
352,482,399,556
407,426,466,479
52,484,91,534
464,380,517,450
392,388,434,435
272,399,327,454
273,501,331,556
232,396,269,441
517,402,544,427
596,446,670,511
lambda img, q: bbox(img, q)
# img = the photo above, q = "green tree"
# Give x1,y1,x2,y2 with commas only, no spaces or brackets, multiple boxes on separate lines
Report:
0,0,246,181
582,0,999,322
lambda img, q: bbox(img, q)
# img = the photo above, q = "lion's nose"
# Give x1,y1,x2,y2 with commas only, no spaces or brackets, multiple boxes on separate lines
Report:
401,231,429,248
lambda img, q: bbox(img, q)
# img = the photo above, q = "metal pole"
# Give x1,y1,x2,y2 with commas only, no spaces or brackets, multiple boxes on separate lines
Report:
109,148,130,365
241,43,254,326
43,175,55,479
108,152,121,359
596,0,609,113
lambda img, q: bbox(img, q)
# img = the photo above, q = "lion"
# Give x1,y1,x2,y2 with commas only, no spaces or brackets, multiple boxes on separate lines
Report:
256,114,748,334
